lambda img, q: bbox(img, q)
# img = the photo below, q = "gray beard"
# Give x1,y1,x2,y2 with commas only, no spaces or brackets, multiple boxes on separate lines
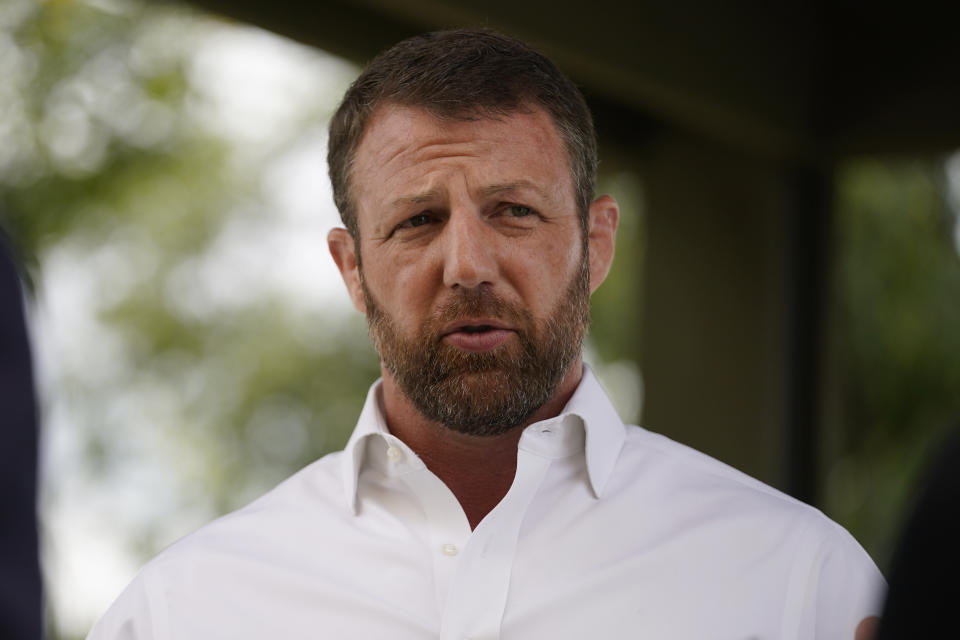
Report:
362,257,589,437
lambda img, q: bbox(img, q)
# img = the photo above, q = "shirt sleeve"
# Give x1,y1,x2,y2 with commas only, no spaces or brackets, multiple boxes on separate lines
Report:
86,566,168,640
793,519,887,640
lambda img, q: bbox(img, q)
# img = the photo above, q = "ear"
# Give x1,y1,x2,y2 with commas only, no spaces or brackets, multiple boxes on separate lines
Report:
328,227,367,313
587,195,619,294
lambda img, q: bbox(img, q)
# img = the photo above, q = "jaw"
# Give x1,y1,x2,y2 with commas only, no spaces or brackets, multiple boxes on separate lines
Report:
377,352,585,440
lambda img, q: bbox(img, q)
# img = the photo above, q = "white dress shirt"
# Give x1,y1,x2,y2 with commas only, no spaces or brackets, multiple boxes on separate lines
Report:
88,366,885,639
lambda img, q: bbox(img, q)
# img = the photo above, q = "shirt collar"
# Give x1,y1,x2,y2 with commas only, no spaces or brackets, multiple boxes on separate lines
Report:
341,381,392,514
341,364,626,513
553,363,627,498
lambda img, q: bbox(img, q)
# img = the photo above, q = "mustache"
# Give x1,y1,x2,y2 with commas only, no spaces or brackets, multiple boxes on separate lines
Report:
428,288,531,331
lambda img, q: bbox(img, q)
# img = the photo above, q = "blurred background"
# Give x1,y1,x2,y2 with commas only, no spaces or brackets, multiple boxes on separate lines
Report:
1,1,958,637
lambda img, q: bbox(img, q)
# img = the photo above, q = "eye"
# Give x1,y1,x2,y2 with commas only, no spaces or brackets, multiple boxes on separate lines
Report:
507,205,533,218
399,213,433,229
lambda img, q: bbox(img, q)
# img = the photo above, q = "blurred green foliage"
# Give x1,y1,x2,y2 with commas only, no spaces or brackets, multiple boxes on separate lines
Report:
1,1,375,636
2,0,378,486
826,158,960,569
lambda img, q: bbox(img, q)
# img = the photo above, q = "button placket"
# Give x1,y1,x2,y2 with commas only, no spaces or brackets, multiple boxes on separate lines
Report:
397,467,472,616
439,448,553,640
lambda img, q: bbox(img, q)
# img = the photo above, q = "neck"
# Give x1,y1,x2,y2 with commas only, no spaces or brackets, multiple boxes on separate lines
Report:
380,358,584,529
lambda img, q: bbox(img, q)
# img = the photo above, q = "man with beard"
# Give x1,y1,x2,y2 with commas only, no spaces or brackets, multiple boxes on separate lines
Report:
90,29,885,639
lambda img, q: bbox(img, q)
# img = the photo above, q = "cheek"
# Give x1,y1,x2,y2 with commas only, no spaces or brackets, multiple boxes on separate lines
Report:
510,259,571,311
533,241,581,280
365,260,436,319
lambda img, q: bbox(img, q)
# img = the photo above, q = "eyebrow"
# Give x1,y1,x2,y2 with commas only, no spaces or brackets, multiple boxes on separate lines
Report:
389,190,440,209
478,181,549,199
387,181,549,211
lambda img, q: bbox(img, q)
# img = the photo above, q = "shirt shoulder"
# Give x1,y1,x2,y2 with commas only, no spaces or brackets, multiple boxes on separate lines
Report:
177,450,347,549
619,424,816,512
615,423,877,551
611,425,886,637
87,450,350,640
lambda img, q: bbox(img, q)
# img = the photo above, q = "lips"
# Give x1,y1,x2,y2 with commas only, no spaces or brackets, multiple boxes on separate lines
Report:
441,319,514,352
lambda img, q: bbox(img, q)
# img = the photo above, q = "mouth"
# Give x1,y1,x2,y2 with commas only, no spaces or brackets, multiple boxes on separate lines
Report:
454,324,501,334
441,318,510,335
441,319,514,352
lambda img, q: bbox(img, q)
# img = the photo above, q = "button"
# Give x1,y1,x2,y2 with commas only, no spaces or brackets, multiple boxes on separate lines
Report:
386,446,403,462
441,543,459,556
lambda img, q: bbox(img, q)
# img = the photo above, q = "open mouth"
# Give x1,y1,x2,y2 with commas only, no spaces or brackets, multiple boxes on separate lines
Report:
442,321,514,352
460,325,496,334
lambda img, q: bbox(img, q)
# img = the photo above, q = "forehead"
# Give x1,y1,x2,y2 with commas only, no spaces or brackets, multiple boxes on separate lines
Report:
357,102,566,155
349,104,573,218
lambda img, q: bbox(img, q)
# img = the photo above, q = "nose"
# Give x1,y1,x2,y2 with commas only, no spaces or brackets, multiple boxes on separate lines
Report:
441,211,498,289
